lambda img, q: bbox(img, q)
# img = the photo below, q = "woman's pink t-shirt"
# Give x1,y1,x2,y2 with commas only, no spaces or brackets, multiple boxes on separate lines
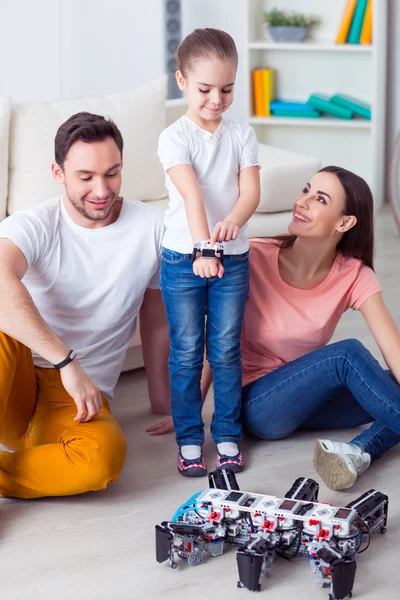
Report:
241,238,382,387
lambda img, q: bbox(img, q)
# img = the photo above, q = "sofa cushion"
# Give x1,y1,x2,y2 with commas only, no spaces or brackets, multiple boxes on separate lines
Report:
248,210,292,238
8,76,168,215
0,97,11,221
257,144,321,213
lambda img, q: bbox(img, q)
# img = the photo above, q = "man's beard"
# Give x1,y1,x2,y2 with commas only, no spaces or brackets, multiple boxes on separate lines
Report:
66,190,118,222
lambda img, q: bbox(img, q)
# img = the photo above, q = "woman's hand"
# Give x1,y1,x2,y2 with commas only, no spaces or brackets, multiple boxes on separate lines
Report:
211,220,240,243
193,257,224,278
146,416,174,435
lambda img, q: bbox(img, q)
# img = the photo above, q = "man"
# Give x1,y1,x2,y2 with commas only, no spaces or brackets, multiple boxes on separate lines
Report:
0,111,169,498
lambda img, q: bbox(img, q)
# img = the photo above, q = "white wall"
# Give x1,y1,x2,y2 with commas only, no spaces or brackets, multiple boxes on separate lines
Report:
0,0,165,102
0,0,62,102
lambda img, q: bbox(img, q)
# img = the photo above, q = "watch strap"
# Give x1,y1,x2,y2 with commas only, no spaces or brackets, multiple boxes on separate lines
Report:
54,349,76,370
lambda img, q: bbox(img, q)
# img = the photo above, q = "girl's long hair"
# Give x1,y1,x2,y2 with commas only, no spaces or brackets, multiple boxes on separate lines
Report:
271,166,375,270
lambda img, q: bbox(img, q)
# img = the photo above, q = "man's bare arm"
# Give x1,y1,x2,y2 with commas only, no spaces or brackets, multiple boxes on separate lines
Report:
0,239,71,362
0,238,103,422
139,287,170,415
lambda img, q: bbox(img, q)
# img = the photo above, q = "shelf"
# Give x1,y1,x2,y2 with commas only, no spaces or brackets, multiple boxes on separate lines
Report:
249,116,372,129
248,41,373,53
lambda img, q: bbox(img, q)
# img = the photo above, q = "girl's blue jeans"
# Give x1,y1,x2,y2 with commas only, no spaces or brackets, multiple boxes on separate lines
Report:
160,247,249,447
241,338,400,460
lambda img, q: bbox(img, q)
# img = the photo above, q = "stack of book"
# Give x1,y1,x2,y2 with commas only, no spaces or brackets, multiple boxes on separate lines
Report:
335,0,373,45
307,94,371,120
267,95,371,121
252,70,371,121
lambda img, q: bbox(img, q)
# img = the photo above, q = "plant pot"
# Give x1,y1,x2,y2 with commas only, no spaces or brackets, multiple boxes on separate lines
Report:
265,25,309,43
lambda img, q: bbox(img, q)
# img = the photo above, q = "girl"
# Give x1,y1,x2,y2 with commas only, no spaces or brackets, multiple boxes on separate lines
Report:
157,28,260,476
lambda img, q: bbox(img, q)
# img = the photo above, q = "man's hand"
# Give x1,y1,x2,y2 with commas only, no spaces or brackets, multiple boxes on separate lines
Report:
193,257,224,278
146,415,174,435
211,221,240,244
60,360,103,422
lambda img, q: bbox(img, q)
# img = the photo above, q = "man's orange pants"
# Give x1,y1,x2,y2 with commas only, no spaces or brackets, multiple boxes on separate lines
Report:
0,332,127,498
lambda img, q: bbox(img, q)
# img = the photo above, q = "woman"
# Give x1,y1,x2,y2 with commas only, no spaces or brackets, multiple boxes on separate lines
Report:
148,166,400,491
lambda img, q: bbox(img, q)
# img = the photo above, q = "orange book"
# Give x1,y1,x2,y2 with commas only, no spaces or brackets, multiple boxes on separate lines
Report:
252,69,265,117
335,0,358,44
360,0,373,44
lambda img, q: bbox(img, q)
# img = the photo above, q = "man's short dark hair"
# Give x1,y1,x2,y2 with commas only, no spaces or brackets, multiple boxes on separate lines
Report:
54,112,124,168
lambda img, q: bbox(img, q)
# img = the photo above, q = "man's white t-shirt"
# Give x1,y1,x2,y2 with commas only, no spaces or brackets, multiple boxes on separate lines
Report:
0,196,164,400
157,115,260,254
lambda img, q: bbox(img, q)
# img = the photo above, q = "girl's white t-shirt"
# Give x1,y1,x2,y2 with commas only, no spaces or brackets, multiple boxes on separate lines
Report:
0,196,164,399
157,115,260,254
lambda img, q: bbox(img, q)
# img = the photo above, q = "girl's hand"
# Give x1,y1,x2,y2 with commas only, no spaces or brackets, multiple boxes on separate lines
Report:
211,221,240,243
193,257,224,278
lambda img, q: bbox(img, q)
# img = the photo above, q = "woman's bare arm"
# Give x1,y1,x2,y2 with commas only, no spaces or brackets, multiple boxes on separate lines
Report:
360,292,400,383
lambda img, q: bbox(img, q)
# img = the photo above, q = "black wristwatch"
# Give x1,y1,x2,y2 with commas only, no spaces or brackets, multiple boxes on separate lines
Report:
54,349,76,370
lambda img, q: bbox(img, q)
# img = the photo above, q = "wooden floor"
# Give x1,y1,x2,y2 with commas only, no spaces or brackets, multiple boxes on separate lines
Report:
1,209,399,600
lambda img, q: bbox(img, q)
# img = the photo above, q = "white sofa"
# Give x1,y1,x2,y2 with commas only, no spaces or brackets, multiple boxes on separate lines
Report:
0,76,321,370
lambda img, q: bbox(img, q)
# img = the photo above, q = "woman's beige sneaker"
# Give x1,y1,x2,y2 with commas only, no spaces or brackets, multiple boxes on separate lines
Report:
313,439,371,490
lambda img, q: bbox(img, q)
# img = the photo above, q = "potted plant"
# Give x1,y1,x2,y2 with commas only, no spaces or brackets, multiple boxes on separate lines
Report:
263,8,321,43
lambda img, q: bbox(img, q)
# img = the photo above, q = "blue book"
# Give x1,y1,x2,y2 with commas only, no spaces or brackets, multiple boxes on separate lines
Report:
271,108,320,118
270,99,317,112
347,0,369,44
330,94,371,119
307,94,353,119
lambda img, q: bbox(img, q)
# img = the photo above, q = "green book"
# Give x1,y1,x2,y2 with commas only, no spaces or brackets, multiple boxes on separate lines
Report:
272,108,320,119
347,0,369,44
307,94,353,120
330,94,371,119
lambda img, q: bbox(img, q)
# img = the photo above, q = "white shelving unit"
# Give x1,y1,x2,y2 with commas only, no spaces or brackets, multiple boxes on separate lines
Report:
248,41,374,52
249,116,373,128
243,0,387,210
